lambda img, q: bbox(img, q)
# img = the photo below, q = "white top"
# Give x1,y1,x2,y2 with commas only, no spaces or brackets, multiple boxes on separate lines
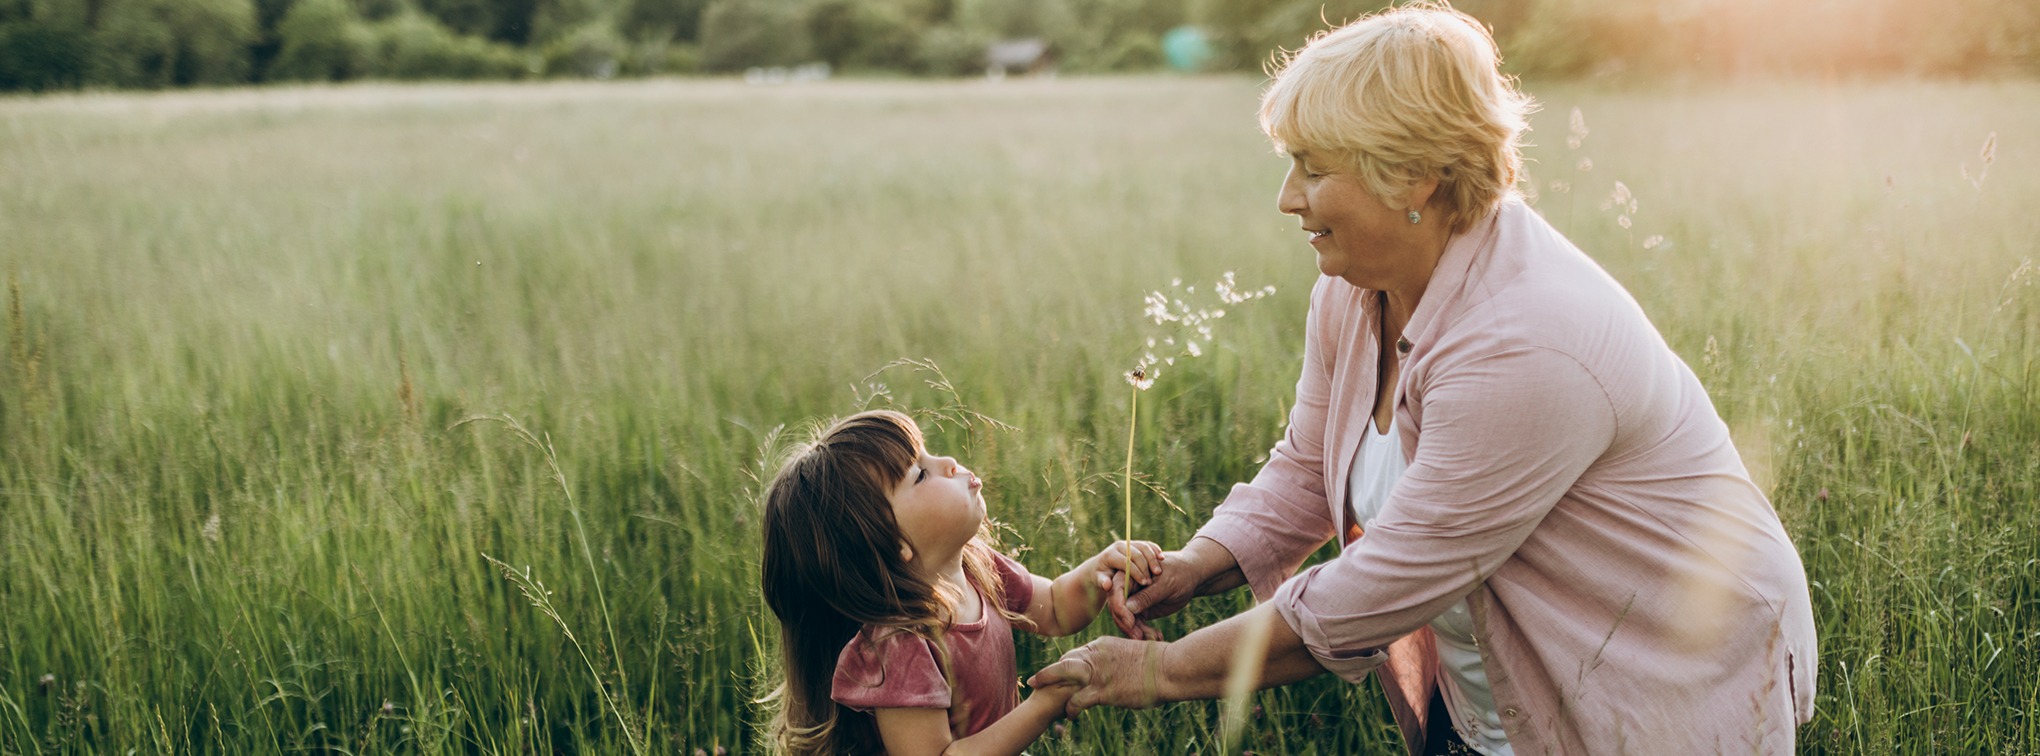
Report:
1348,414,1513,755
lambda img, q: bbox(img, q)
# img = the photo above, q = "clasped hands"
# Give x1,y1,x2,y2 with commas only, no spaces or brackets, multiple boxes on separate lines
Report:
1027,544,1213,718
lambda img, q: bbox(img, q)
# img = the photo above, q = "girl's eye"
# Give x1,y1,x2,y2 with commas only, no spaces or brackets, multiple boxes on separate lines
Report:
914,468,927,483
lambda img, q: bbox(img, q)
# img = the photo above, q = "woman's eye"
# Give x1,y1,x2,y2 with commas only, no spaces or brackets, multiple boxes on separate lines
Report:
915,468,927,483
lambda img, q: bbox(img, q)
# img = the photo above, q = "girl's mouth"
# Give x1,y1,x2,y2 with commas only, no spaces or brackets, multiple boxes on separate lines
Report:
1309,229,1332,242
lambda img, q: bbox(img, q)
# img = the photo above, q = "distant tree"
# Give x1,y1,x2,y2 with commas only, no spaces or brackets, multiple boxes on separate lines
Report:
913,22,986,75
416,0,498,40
809,0,915,70
91,0,258,87
357,11,525,79
0,21,92,90
620,0,706,43
270,0,363,81
698,0,808,71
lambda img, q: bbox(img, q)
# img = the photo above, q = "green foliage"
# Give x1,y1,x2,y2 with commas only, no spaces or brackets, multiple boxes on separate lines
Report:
539,20,624,77
357,11,527,79
89,0,258,87
0,21,89,90
913,23,987,76
808,0,916,71
618,0,705,43
697,0,807,71
269,0,366,81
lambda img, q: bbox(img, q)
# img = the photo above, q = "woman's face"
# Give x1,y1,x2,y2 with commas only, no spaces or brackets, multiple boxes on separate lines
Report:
1277,152,1437,293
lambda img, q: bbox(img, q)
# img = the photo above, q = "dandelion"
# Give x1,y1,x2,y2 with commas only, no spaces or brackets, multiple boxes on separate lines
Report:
1548,180,1571,194
1567,106,1589,150
1576,158,1593,172
1618,215,1632,230
1642,235,1665,250
1120,272,1275,590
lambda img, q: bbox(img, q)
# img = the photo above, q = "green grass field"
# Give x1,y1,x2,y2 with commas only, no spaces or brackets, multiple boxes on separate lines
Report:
2,76,2036,754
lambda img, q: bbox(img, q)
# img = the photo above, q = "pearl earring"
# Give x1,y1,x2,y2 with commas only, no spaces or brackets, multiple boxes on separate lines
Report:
1407,210,1422,224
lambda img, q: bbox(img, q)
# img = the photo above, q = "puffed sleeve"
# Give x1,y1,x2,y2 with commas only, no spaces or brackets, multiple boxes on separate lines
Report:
831,628,952,711
1195,276,1342,600
990,551,1036,615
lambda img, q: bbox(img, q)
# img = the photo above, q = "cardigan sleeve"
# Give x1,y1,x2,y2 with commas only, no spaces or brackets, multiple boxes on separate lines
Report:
1194,276,1341,601
1272,344,1616,683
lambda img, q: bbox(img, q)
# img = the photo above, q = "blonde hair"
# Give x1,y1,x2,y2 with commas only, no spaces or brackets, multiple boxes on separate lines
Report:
1259,2,1535,233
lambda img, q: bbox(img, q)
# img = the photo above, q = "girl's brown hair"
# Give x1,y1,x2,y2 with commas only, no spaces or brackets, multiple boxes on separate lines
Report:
759,410,1024,755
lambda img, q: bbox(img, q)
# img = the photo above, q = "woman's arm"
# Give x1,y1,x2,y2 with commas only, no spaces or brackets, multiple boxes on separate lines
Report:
873,685,1075,756
1023,541,1162,637
1028,603,1326,714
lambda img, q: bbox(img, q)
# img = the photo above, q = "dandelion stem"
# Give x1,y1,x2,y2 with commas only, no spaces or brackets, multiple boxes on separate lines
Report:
1123,381,1137,599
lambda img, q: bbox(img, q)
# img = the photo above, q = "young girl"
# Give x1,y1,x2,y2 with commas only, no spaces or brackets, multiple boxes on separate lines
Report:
761,410,1162,755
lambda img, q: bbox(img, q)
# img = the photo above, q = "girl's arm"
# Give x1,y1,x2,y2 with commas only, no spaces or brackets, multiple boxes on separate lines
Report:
1022,541,1163,637
873,684,1076,756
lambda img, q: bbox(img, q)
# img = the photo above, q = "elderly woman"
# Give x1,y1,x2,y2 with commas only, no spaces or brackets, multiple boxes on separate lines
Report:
1029,5,1817,755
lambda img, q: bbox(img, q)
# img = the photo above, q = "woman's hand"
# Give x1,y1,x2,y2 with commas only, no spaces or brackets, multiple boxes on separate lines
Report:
1104,537,1245,640
1027,637,1170,718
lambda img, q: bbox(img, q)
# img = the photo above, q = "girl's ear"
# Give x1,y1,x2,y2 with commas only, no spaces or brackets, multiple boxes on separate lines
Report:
898,542,915,563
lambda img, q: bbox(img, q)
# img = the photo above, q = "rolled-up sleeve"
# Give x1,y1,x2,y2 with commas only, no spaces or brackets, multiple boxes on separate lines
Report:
1272,345,1616,683
1195,277,1339,601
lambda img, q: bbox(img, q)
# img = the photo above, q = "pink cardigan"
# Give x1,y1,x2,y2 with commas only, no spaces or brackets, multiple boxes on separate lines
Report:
1197,199,1817,755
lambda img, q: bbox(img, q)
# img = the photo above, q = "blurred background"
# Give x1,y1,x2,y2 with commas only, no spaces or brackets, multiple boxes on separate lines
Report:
2,0,2039,90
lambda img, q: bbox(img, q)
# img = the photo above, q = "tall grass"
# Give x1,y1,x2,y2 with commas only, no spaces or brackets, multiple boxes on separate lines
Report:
0,76,2035,753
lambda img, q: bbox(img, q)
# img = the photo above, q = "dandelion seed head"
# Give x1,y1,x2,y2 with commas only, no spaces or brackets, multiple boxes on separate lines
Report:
1549,180,1571,193
1126,367,1155,390
1618,215,1632,229
1642,235,1665,249
1577,158,1593,172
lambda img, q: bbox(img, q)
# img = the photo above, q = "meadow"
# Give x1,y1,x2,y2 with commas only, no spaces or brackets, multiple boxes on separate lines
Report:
1,75,2036,754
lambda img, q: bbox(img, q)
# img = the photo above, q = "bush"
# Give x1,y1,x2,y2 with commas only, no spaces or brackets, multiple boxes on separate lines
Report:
809,0,919,71
540,21,626,77
698,0,809,72
620,0,707,44
0,22,91,91
913,23,987,76
90,0,258,87
269,0,367,81
358,12,525,80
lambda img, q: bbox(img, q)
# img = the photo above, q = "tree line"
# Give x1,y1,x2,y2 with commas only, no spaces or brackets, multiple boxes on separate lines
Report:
1,0,2035,92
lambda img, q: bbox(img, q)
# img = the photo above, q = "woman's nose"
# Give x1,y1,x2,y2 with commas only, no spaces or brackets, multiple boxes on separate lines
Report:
1276,166,1306,215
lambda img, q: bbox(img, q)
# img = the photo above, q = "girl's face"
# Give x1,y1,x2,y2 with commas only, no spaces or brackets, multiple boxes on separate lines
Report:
887,448,985,566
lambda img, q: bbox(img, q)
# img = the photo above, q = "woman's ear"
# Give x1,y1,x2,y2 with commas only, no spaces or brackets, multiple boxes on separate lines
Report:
899,542,915,563
1408,176,1442,213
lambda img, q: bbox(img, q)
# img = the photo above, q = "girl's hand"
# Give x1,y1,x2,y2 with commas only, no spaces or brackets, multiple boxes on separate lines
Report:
1094,540,1163,592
